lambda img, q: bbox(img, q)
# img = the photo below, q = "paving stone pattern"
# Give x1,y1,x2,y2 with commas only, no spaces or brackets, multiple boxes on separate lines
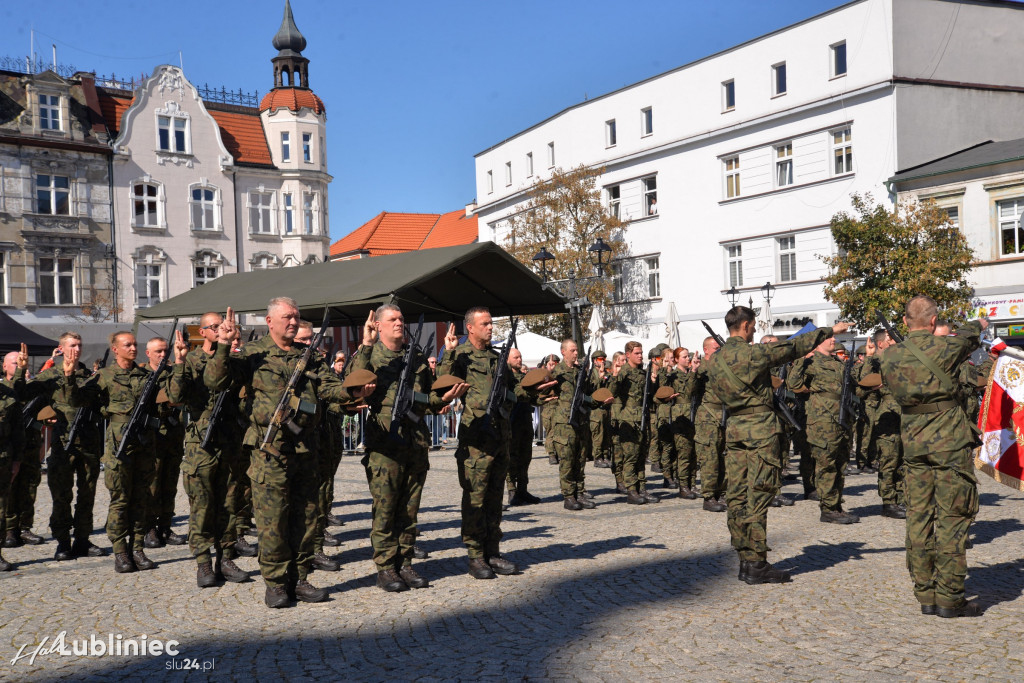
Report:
2,447,1024,681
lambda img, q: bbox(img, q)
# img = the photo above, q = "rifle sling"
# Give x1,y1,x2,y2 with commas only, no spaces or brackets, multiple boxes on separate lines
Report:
901,339,957,395
714,355,775,415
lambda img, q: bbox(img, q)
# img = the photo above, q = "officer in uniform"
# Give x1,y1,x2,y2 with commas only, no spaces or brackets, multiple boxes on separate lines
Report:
705,306,845,584
2,349,43,549
540,354,560,464
588,350,611,468
143,336,187,548
860,329,907,519
694,337,727,512
507,348,541,506
879,295,985,618
608,351,627,492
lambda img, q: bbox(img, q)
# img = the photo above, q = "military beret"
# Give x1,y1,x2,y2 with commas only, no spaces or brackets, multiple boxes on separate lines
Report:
342,368,378,389
771,376,784,390
856,345,867,355
431,374,462,393
857,373,882,389
648,348,660,359
521,367,553,390
654,386,675,402
37,405,57,421
976,374,988,389
592,387,613,403
591,349,607,360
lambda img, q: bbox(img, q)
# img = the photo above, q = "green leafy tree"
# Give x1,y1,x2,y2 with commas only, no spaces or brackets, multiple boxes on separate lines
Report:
823,193,975,332
503,165,629,342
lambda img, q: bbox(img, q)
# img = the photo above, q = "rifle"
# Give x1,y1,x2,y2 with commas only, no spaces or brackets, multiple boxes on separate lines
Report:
260,308,330,459
390,313,427,440
201,329,256,451
876,312,904,344
21,396,46,432
774,362,804,432
568,345,592,428
481,317,518,433
639,360,654,436
113,319,177,462
837,355,857,430
65,349,109,450
700,321,729,428
689,372,703,423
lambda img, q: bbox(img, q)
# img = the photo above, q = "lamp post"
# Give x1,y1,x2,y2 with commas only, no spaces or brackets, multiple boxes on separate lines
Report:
759,281,775,334
533,237,613,347
726,286,739,307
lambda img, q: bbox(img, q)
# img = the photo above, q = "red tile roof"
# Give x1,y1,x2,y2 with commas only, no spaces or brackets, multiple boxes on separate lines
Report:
330,209,478,259
207,108,275,167
97,89,133,136
260,87,325,115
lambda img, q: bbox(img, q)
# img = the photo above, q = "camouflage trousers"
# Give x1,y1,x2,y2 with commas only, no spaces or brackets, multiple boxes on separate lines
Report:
695,422,726,501
552,423,586,498
810,436,848,511
616,421,647,493
455,425,509,559
6,435,42,532
151,430,184,531
610,421,624,484
0,457,11,547
646,418,662,464
791,429,815,495
876,436,904,506
47,439,101,544
542,405,556,459
724,433,782,563
249,447,320,589
102,446,157,555
235,464,253,538
363,450,427,570
672,422,698,490
506,424,534,494
182,441,243,565
905,446,978,609
589,410,609,461
314,446,343,554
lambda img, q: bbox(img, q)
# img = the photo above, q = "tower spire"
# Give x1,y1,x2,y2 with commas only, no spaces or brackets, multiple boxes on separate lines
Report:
270,0,310,89
272,0,306,56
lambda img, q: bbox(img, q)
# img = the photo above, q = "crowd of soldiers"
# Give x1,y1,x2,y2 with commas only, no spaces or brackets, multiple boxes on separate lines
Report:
0,294,995,617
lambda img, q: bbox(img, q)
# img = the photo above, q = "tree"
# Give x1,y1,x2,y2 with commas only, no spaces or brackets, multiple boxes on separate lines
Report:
65,286,123,323
823,193,975,332
503,165,629,341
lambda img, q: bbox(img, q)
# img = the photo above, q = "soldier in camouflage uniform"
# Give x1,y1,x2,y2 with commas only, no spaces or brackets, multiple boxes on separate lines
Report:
608,352,627,491
0,346,27,571
694,337,727,512
206,300,367,608
588,351,611,468
935,319,984,425
879,295,985,618
654,348,678,486
608,341,657,505
507,348,541,506
669,347,699,499
2,350,43,549
854,344,879,472
166,314,251,588
352,305,466,591
142,336,188,549
858,329,906,518
22,333,108,560
788,335,859,524
440,307,536,579
705,306,845,584
540,354,559,464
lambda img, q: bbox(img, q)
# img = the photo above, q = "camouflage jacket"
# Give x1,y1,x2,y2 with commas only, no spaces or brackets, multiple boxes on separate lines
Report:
879,321,982,458
957,359,980,418
167,345,245,447
653,367,674,424
787,351,849,445
439,340,525,435
0,373,25,461
589,366,610,420
706,329,832,448
510,370,535,434
26,363,92,430
350,341,444,455
855,354,900,438
693,366,724,430
608,363,648,425
204,335,354,453
550,360,599,425
669,369,698,422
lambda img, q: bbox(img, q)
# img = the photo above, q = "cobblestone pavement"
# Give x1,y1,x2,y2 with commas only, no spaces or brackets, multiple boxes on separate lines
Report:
2,445,1024,681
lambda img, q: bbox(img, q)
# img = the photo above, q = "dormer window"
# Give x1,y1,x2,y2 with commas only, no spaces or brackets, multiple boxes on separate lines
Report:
38,94,61,131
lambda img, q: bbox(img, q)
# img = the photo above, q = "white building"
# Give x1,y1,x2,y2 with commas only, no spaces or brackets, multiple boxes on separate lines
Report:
473,0,1024,349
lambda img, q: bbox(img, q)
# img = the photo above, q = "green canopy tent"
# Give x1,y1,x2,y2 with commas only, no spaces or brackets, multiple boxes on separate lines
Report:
134,242,568,326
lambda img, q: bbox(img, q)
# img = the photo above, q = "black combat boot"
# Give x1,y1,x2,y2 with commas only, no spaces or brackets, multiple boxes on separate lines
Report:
399,565,429,589
487,555,519,575
820,508,860,525
937,601,982,618
738,560,749,582
0,552,12,572
881,504,907,519
235,537,258,556
563,496,583,511
743,561,791,585
413,545,429,559
72,539,107,557
294,579,329,603
641,490,659,504
114,552,137,574
327,513,344,527
377,568,409,592
626,490,647,505
323,533,341,547
920,604,938,616
264,585,291,608
53,540,74,561
3,530,22,548
578,490,595,501
703,498,726,512
197,561,217,588
20,529,44,545
218,558,251,583
520,490,542,504
468,558,496,579
133,550,156,570
162,528,187,545
143,528,164,549
312,552,340,572
577,496,597,510
678,486,697,500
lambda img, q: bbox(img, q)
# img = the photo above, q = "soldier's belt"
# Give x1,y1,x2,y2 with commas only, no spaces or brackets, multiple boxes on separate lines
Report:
901,399,958,415
729,405,772,417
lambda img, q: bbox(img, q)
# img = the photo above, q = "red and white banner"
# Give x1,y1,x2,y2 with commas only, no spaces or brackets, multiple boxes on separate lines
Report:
976,340,1024,491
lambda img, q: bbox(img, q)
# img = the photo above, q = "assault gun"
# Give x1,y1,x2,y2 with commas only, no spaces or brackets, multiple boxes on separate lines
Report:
639,360,654,436
481,317,518,433
65,348,109,450
569,345,592,428
837,355,858,430
774,362,804,432
201,329,256,451
876,312,904,344
689,372,703,423
390,313,427,439
260,309,330,459
700,320,730,429
113,319,177,462
21,396,46,432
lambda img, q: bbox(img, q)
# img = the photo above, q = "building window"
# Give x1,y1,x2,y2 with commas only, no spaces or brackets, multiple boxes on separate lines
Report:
157,115,188,153
283,193,294,234
487,170,493,194
611,263,623,302
724,157,740,198
193,251,222,287
194,264,217,286
190,186,217,231
36,174,70,215
606,119,617,147
136,263,162,308
646,257,661,298
505,161,512,187
0,252,6,304
281,132,291,161
250,252,279,270
39,256,74,305
778,236,797,282
831,41,847,77
547,142,555,168
722,80,735,111
607,185,621,219
643,176,657,215
303,133,312,162
641,107,653,136
832,128,853,175
775,142,793,187
727,244,743,287
943,206,959,229
320,136,325,166
303,192,315,234
249,191,275,234
132,182,160,228
998,198,1024,256
526,152,533,177
772,62,787,96
38,94,61,131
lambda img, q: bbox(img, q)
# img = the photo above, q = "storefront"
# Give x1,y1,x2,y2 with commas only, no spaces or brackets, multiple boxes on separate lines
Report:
974,292,1024,345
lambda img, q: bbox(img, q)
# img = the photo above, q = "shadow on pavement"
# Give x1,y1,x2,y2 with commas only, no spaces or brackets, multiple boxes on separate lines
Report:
970,558,1024,610
774,541,902,576
969,517,1024,546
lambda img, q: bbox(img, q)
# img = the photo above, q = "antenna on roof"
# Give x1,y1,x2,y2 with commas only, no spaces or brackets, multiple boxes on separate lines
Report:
179,51,184,71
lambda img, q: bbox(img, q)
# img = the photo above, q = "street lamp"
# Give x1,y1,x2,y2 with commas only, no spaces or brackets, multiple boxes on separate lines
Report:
587,237,613,277
760,281,775,304
533,238,612,346
726,286,739,307
532,246,555,280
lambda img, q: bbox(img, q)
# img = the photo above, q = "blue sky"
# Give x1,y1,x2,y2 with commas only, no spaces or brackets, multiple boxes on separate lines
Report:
0,0,849,241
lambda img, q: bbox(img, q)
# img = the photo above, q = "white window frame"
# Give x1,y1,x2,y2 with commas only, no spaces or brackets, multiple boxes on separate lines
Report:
36,173,71,215
0,251,8,305
943,206,959,229
38,255,75,305
607,185,621,219
248,190,276,235
831,127,853,176
302,132,312,163
642,176,657,216
772,62,787,97
641,107,653,136
997,197,1024,257
547,141,555,168
505,161,512,187
281,132,291,162
645,256,661,299
38,93,62,132
134,249,165,309
726,244,743,288
157,114,190,154
526,152,533,178
486,170,493,194
250,251,281,270
283,192,295,234
722,80,735,112
606,119,617,147
831,41,847,78
775,142,793,188
724,157,740,199
188,183,221,232
130,180,163,229
777,235,797,282
192,250,223,287
303,191,317,235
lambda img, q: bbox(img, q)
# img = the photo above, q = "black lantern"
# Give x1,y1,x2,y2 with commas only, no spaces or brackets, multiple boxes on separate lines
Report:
532,246,555,281
761,281,775,304
587,237,613,277
727,286,739,307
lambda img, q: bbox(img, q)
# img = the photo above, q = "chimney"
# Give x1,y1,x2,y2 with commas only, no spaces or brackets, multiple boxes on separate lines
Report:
465,200,477,217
